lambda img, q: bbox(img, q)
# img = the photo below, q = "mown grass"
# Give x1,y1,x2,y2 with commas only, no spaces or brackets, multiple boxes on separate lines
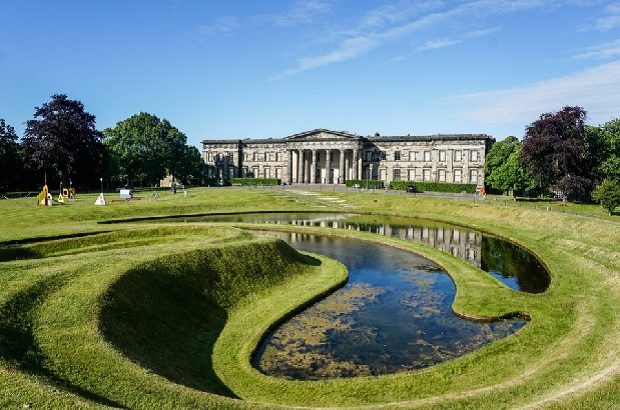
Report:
0,187,618,408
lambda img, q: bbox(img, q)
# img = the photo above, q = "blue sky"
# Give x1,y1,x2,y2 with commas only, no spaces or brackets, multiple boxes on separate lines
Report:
1,1,620,149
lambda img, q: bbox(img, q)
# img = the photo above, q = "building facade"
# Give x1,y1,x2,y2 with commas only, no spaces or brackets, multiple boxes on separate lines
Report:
202,129,495,188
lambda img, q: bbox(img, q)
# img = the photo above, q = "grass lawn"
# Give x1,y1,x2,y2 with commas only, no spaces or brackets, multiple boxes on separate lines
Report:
0,187,619,409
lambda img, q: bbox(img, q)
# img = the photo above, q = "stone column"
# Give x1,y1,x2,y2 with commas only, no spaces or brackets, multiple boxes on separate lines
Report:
299,149,305,184
288,150,294,184
311,149,317,184
353,149,359,180
339,149,345,184
325,149,332,184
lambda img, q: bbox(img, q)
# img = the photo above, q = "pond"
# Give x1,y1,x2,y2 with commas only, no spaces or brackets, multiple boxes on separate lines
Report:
170,212,550,293
152,212,549,380
251,231,528,380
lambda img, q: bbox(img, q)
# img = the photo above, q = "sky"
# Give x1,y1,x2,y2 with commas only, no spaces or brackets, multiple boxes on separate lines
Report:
1,1,620,150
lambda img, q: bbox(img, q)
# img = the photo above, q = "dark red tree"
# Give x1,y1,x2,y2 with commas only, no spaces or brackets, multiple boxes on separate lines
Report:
522,106,594,199
22,94,106,188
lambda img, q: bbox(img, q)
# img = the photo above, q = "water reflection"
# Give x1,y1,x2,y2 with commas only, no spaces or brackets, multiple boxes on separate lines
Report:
173,212,549,293
252,232,528,380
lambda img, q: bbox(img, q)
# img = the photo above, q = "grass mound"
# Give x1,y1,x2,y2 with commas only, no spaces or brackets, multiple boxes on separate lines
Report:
0,224,346,408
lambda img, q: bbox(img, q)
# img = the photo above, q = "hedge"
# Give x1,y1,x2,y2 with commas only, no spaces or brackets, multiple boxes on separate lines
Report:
230,178,281,186
345,179,385,189
389,180,477,193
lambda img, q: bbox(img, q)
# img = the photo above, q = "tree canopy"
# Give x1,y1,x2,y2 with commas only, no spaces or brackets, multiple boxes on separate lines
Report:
592,179,620,215
0,118,23,192
103,112,195,187
484,136,537,195
21,94,106,187
522,106,593,199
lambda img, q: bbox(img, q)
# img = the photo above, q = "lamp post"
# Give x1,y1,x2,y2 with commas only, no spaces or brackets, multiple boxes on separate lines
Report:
100,177,103,194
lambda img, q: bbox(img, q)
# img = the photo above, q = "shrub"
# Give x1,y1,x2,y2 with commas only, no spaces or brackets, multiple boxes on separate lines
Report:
230,178,281,186
389,181,477,193
346,179,384,189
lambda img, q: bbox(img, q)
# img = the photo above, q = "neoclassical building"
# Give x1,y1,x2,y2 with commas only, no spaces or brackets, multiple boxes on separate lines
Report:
202,129,495,188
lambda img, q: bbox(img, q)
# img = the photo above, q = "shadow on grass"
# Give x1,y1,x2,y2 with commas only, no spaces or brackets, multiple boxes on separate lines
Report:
99,266,238,399
0,275,128,408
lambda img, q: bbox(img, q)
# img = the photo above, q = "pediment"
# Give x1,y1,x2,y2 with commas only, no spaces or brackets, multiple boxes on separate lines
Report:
283,128,359,141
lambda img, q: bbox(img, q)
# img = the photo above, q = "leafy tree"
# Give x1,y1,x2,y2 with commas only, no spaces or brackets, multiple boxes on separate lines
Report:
103,113,191,187
22,94,106,188
484,136,537,196
522,106,593,199
596,119,620,182
0,118,23,192
592,179,620,215
174,145,204,185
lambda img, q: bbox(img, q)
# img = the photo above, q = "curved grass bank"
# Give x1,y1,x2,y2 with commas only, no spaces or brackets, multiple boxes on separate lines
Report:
0,187,618,408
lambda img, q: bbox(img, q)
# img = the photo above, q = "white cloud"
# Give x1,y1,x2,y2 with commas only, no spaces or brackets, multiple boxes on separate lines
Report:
450,60,620,128
197,16,240,39
272,0,547,78
572,39,620,59
416,38,461,52
271,0,332,27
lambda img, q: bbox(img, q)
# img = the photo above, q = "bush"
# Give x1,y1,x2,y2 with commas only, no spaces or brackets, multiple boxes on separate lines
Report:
346,179,384,189
389,181,477,194
230,178,281,186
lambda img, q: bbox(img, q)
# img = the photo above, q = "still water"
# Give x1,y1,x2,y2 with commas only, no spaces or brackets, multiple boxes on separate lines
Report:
173,212,550,293
159,212,548,380
252,231,527,380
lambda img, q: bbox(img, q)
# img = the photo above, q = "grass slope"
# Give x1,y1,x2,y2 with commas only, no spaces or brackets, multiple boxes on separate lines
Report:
0,187,618,408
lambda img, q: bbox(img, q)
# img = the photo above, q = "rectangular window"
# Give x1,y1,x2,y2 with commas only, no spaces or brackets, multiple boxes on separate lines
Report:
409,151,417,161
470,169,478,183
438,169,446,182
454,169,462,183
423,169,431,181
454,150,462,161
408,169,416,181
275,152,282,162
393,168,401,180
264,168,270,178
252,152,257,161
275,167,282,178
423,151,431,162
439,150,446,162
394,151,401,161
366,151,373,161
252,167,259,178
380,168,387,181
470,150,479,162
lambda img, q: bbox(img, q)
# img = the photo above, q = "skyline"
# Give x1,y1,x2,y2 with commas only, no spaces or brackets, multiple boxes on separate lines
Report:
1,1,620,149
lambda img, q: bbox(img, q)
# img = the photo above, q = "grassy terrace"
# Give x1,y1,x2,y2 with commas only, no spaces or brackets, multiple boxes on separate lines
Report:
0,187,618,409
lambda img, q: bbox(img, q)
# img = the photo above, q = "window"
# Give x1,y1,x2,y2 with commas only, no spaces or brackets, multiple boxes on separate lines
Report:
394,151,401,161
366,151,373,161
454,169,462,183
408,169,416,181
423,169,431,181
454,150,462,161
409,151,417,161
264,167,270,178
228,152,234,162
252,167,259,178
393,168,401,180
423,151,431,162
470,150,479,161
275,167,282,178
470,169,478,183
380,168,387,181
438,169,446,182
275,152,282,162
252,152,257,161
439,150,446,162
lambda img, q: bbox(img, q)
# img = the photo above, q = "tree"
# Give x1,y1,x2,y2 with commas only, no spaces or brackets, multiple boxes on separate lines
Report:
22,94,106,188
596,119,620,182
0,118,23,192
592,179,620,215
103,113,192,187
174,145,203,185
522,106,593,199
484,136,537,196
